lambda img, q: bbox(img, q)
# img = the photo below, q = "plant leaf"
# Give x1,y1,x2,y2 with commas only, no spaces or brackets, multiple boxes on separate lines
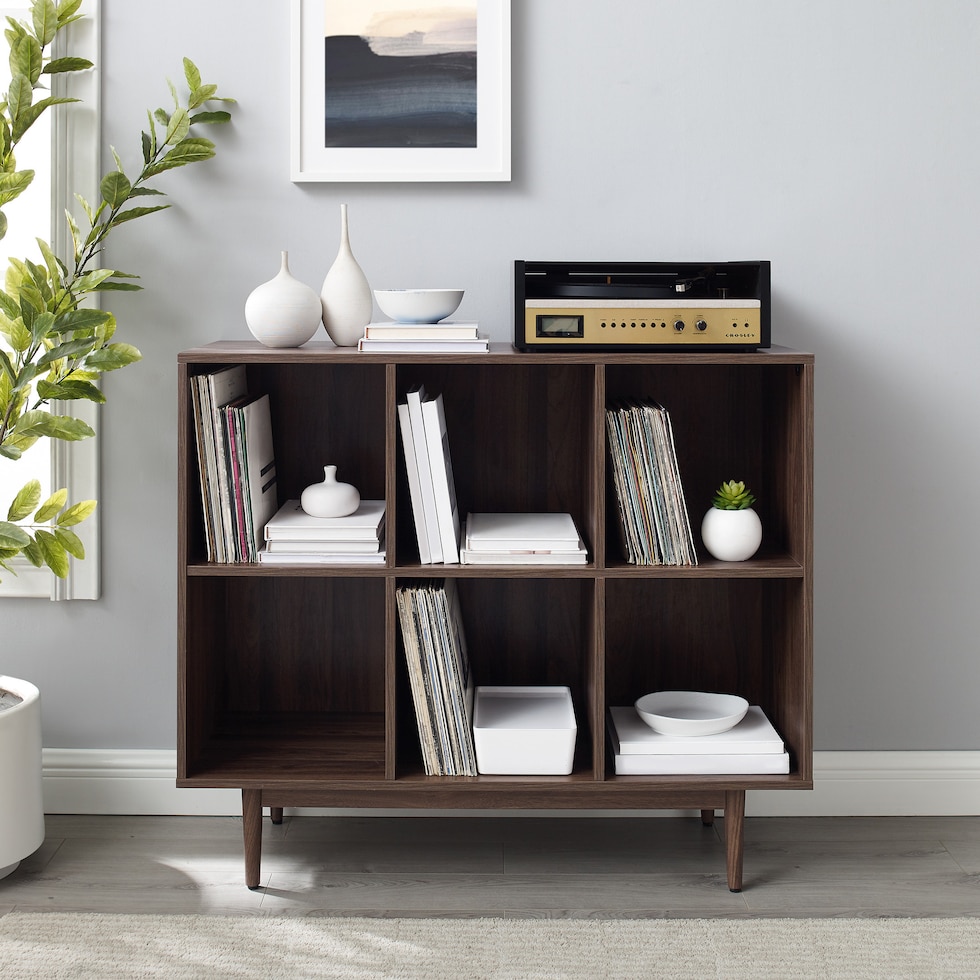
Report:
142,137,215,177
10,409,95,442
42,55,93,74
54,526,84,559
183,56,201,90
7,478,41,521
83,342,141,371
36,377,106,402
9,33,42,84
0,520,31,550
34,487,68,522
188,110,231,125
165,107,190,145
108,203,170,226
56,498,96,526
33,0,59,46
0,169,34,206
100,170,132,208
51,308,112,334
21,537,44,567
36,335,98,366
35,529,69,577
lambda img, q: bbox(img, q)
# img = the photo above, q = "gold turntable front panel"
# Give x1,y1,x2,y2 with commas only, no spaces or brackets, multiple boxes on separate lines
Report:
524,299,763,347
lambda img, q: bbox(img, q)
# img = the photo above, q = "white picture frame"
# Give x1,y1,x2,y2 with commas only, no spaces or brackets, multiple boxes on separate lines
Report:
290,0,510,182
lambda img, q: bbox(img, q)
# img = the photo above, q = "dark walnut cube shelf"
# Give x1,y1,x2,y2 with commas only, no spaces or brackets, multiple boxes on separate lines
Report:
177,342,813,892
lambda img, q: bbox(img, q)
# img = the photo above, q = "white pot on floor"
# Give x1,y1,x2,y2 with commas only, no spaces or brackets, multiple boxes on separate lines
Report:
0,676,45,880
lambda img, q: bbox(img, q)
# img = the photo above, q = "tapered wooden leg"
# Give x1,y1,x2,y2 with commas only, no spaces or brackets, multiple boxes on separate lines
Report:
700,809,715,826
724,789,745,892
242,789,263,890
270,807,284,825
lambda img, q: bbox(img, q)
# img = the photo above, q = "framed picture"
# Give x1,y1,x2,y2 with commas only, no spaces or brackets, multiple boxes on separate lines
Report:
291,0,511,182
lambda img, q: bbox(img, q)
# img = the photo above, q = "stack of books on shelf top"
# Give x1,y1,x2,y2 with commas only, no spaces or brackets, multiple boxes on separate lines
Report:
257,499,386,564
607,705,789,775
398,384,461,564
605,398,698,566
358,321,489,353
396,579,477,776
459,512,588,565
190,365,279,563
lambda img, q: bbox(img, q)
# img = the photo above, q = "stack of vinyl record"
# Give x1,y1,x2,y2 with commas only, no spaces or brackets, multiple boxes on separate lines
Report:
605,398,698,565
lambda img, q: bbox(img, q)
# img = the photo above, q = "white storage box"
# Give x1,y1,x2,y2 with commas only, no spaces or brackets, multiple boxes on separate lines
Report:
473,686,577,775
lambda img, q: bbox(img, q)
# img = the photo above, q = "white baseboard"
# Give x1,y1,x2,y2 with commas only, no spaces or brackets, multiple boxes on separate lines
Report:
41,749,980,818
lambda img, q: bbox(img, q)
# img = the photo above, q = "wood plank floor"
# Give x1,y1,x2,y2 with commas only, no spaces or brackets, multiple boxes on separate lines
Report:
2,814,979,918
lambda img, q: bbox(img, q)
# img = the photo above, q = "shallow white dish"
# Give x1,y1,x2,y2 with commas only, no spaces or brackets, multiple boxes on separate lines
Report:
634,691,749,737
374,288,464,323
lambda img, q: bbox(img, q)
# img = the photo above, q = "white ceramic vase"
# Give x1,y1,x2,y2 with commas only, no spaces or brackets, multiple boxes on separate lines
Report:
700,507,763,562
245,251,322,348
301,465,360,518
320,204,372,347
0,676,45,880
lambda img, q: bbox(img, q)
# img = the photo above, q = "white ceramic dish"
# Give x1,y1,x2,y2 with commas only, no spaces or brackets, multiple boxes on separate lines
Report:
374,288,464,323
634,691,749,737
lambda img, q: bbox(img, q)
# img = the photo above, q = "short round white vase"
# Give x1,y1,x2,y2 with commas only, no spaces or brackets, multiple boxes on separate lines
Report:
244,251,322,348
301,465,360,518
700,507,763,562
320,204,372,347
0,676,45,880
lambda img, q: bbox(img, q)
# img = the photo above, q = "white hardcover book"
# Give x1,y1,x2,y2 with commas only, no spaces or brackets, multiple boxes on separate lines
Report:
397,404,431,563
364,321,480,340
264,539,381,554
421,394,461,564
612,751,789,775
257,548,386,565
464,512,583,553
264,499,385,541
608,705,785,755
406,386,442,563
358,337,489,353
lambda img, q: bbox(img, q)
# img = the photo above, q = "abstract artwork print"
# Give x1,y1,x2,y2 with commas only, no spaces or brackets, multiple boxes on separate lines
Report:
324,2,478,149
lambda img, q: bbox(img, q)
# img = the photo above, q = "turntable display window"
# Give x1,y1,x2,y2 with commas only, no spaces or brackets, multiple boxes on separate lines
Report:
536,314,584,338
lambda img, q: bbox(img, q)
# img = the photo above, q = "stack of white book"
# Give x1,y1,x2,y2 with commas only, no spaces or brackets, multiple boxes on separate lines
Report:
398,385,461,564
607,705,789,774
358,321,489,353
257,499,386,564
459,512,588,565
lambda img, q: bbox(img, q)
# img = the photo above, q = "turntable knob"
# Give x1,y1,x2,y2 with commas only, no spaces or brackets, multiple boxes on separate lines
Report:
673,320,685,332
695,319,708,332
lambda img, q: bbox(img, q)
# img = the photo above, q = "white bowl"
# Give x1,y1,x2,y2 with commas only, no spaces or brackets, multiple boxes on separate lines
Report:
374,288,464,323
634,691,749,737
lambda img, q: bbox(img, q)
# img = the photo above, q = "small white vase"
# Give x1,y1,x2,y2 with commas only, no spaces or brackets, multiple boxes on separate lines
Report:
320,204,372,347
700,507,763,561
0,676,44,879
245,251,322,348
301,465,360,518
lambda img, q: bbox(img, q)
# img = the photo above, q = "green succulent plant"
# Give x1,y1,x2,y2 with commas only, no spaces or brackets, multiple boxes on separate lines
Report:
0,0,235,581
711,480,757,511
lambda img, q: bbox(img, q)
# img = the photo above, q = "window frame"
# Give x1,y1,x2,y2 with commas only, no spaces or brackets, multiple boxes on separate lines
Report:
0,0,101,599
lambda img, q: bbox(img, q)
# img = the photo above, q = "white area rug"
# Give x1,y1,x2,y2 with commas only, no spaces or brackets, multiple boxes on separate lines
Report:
1,912,978,979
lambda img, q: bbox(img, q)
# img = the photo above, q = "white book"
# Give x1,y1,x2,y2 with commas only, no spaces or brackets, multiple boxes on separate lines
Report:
364,321,480,340
263,538,381,554
358,337,489,353
459,545,587,565
464,512,584,553
612,751,790,775
264,499,385,542
406,386,442,563
397,404,431,564
257,548,386,565
608,705,785,755
421,393,461,564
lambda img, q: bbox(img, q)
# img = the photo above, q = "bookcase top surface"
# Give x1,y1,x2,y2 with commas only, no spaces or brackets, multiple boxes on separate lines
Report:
178,341,813,365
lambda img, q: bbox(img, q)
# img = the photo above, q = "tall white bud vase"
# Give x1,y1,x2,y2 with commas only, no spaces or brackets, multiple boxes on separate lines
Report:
320,204,372,347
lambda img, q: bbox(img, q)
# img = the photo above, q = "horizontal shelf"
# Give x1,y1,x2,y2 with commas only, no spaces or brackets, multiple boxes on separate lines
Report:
185,557,803,579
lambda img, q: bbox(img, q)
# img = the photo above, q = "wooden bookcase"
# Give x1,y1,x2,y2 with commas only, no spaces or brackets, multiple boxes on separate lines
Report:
177,341,813,891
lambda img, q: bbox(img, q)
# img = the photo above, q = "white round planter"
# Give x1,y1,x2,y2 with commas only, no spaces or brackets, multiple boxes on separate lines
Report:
700,507,763,562
0,676,45,880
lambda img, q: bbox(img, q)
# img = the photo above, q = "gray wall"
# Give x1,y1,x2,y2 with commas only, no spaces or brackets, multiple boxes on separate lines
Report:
6,0,980,753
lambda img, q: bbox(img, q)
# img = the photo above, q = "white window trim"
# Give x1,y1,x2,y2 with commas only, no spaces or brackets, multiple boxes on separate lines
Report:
0,0,101,599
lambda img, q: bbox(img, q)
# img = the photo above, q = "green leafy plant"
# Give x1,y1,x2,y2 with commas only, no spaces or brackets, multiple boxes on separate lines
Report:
711,480,757,511
0,0,234,581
